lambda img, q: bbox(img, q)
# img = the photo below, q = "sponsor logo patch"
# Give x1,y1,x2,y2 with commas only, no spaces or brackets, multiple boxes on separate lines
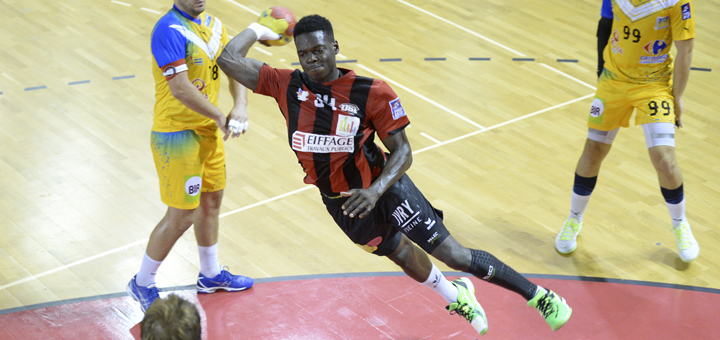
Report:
291,131,354,153
336,115,360,137
589,98,605,126
339,102,360,115
640,55,669,64
682,3,691,20
643,40,668,55
297,88,309,101
391,200,422,233
184,175,202,203
389,97,406,120
655,16,669,30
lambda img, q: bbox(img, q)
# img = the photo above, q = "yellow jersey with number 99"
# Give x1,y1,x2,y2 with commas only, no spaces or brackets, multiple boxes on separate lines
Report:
604,0,694,84
151,5,229,134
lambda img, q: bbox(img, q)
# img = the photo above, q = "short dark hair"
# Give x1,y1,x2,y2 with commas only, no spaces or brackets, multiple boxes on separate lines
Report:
294,14,334,40
141,295,201,340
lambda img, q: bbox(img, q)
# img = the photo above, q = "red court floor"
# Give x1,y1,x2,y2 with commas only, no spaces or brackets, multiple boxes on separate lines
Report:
0,273,717,339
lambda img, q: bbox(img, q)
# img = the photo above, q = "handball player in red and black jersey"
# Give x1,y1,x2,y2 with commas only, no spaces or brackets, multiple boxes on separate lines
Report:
217,14,572,333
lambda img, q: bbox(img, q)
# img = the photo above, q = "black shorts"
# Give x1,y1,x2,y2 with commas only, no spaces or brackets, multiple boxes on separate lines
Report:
323,174,450,256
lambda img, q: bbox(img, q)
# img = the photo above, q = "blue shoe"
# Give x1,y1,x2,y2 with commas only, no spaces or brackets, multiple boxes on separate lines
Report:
126,275,160,313
197,266,254,293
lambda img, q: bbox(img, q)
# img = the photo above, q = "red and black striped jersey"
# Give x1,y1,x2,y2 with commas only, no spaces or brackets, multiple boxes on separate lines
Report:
254,64,410,196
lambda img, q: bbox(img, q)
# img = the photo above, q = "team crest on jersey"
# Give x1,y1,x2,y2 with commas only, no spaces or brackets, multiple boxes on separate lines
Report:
610,29,623,55
291,131,354,153
297,88,309,101
389,97,406,120
339,103,360,115
336,115,360,137
643,40,668,55
682,3,691,20
655,16,669,30
193,58,204,65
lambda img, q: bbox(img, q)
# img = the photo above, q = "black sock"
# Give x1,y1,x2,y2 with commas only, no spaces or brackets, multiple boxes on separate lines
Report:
469,249,537,301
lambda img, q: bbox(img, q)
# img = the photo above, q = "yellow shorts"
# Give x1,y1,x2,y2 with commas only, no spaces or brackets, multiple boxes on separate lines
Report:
588,73,675,131
151,129,226,209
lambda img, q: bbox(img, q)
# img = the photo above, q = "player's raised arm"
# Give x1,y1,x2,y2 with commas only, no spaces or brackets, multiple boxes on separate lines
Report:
217,28,269,92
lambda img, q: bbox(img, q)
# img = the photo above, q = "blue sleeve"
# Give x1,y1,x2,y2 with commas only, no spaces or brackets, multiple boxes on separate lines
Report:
151,18,186,68
601,0,613,19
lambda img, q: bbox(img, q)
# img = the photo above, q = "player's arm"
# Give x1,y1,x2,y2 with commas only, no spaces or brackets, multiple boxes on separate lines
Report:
217,25,281,91
167,71,227,132
672,38,694,128
372,130,413,194
341,130,412,218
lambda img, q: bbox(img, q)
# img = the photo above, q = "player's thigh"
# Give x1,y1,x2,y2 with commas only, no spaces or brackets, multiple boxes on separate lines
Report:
632,83,675,126
377,174,450,254
198,129,227,193
151,130,204,209
588,76,635,131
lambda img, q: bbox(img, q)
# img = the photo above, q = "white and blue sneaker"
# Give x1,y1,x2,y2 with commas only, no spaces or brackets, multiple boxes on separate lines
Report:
197,267,254,294
126,275,161,313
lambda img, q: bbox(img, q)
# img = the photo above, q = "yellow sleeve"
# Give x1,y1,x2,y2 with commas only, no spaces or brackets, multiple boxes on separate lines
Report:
671,1,695,41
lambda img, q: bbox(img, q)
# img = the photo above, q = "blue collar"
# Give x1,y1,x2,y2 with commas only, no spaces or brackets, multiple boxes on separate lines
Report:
173,4,202,25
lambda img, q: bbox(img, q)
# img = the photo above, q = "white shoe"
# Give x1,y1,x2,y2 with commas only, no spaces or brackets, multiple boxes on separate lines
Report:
672,222,699,262
555,218,582,254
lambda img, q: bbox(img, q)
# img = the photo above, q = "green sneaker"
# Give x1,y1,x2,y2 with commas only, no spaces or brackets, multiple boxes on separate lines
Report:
447,277,488,335
528,288,572,331
555,218,582,254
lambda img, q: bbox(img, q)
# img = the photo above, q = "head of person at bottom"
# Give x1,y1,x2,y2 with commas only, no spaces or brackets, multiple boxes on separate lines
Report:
141,294,201,340
294,14,341,84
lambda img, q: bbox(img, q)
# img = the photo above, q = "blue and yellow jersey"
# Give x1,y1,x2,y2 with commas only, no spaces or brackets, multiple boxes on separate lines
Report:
604,0,694,83
151,5,229,134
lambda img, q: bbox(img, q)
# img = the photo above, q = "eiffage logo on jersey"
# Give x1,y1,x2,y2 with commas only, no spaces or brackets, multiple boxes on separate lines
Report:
291,131,354,153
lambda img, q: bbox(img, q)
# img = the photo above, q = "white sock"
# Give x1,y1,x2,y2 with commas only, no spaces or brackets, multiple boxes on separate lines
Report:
569,192,592,222
198,244,222,278
667,197,687,228
136,253,163,287
535,285,548,297
421,263,458,304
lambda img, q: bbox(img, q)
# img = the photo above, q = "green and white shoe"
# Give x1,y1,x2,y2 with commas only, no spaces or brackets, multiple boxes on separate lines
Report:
447,277,488,335
555,218,582,254
528,288,572,331
673,221,699,262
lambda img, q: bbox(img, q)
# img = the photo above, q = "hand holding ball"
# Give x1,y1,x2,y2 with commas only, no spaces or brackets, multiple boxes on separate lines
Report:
256,6,296,46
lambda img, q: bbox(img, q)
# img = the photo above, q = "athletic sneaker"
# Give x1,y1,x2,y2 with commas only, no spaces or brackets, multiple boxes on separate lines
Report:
555,218,582,254
528,288,572,331
126,275,161,313
673,221,699,262
446,277,488,335
196,267,254,293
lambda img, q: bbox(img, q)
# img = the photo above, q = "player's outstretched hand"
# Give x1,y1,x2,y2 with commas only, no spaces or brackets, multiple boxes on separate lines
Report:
341,188,381,218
